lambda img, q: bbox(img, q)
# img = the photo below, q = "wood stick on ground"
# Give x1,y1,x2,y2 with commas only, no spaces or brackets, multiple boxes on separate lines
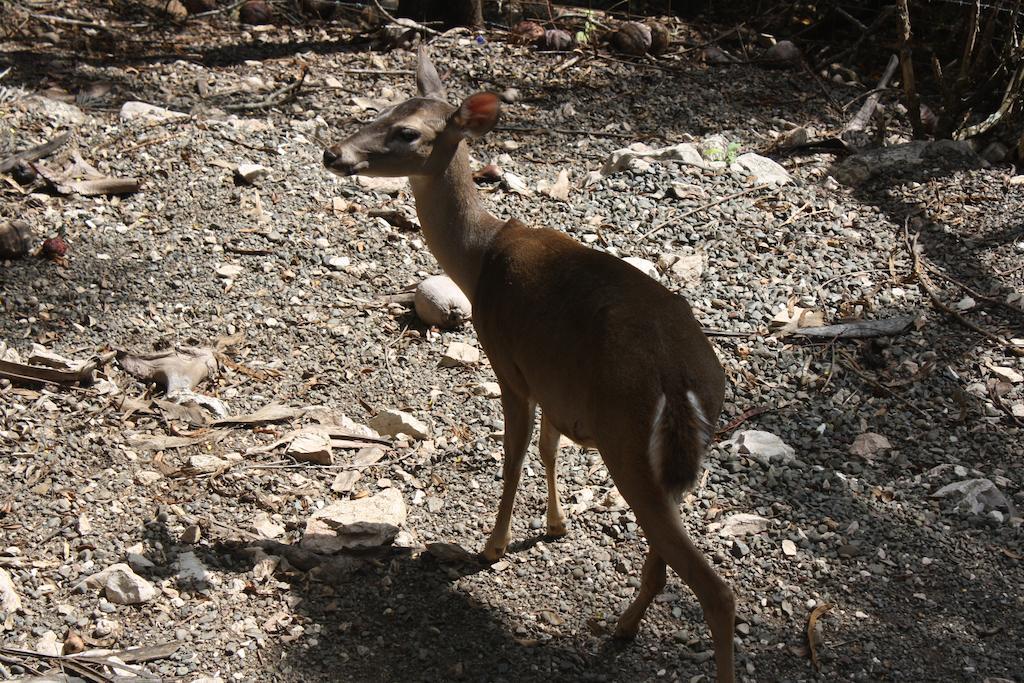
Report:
225,64,309,111
845,55,899,135
897,0,926,138
0,132,69,173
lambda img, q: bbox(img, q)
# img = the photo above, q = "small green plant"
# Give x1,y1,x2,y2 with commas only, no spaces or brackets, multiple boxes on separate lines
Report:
702,141,742,164
575,11,598,47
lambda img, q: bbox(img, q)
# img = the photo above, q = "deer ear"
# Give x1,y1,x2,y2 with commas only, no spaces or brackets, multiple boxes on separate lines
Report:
449,92,501,138
416,45,446,99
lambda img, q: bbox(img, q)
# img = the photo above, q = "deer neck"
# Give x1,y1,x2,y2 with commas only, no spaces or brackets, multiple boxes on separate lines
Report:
409,142,503,298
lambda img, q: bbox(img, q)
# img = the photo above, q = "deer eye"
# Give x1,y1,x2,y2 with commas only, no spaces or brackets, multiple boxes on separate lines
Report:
395,127,421,143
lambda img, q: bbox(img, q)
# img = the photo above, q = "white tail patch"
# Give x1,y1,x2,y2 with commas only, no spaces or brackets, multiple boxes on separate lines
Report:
687,390,712,449
647,393,668,474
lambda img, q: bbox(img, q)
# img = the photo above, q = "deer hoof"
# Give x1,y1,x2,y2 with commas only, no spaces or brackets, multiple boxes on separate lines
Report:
481,542,507,562
612,619,640,641
546,521,567,538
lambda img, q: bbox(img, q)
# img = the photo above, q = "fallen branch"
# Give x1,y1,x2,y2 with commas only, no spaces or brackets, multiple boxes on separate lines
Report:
224,64,309,111
0,132,69,173
788,315,919,340
844,55,899,137
642,186,773,240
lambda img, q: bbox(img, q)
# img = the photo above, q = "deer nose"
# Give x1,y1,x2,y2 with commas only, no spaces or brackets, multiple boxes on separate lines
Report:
322,147,339,167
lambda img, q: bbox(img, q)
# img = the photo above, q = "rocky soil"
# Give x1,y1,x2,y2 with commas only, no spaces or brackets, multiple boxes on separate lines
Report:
1,11,1022,683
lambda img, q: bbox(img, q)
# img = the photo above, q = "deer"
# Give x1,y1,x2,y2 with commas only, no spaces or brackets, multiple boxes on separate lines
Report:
322,47,735,682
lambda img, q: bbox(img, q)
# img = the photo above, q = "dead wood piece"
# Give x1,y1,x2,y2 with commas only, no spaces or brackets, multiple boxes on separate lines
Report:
788,315,919,340
0,133,70,173
0,357,103,387
212,402,305,426
62,177,140,196
117,347,218,395
845,55,900,137
224,64,309,111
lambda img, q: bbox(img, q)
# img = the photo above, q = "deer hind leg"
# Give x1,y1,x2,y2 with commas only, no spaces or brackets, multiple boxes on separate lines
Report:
605,455,736,682
613,548,666,639
538,412,567,537
481,387,536,562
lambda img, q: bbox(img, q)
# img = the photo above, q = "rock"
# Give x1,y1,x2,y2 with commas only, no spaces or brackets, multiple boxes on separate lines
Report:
726,430,795,463
239,0,273,24
189,454,229,470
730,153,791,185
326,255,351,270
0,567,21,612
135,469,162,486
35,630,61,656
76,564,158,605
781,539,797,556
27,95,87,124
215,264,243,279
471,381,501,398
669,253,704,285
440,341,480,367
502,171,532,195
980,141,1010,164
990,366,1023,384
126,552,155,572
1009,175,1024,186
285,429,333,465
176,551,212,586
234,163,269,184
849,432,892,459
499,88,521,103
955,296,976,311
833,140,985,186
776,126,808,149
541,29,573,51
717,513,770,537
331,469,361,493
368,408,429,439
932,478,1013,516
414,275,472,328
623,256,659,280
763,40,800,66
301,488,407,552
594,142,706,182
0,220,32,259
704,46,739,64
730,540,750,558
120,101,188,121
538,169,571,201
252,512,285,539
611,21,652,55
356,175,406,195
180,525,202,544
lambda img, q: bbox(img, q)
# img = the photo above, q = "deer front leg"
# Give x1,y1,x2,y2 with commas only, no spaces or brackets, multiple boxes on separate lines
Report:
482,388,536,562
538,413,567,537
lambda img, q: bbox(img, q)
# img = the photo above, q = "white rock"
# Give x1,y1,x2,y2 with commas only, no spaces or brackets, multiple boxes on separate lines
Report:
414,275,472,328
594,142,706,182
176,551,212,586
932,478,1012,516
537,169,571,201
717,513,770,537
331,469,361,493
990,366,1023,384
28,95,88,124
440,341,480,367
75,564,157,605
235,163,269,184
669,253,704,285
215,264,243,279
301,488,407,552
623,256,659,280
727,430,795,463
35,630,61,656
326,255,351,270
285,428,333,465
730,152,791,185
849,432,892,459
502,171,532,195
781,539,797,556
1009,175,1024,186
252,512,285,539
368,408,429,439
0,567,21,612
120,101,188,121
356,175,407,194
1011,403,1024,418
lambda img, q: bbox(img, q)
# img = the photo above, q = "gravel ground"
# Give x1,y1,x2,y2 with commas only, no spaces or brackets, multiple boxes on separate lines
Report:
1,15,1023,683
